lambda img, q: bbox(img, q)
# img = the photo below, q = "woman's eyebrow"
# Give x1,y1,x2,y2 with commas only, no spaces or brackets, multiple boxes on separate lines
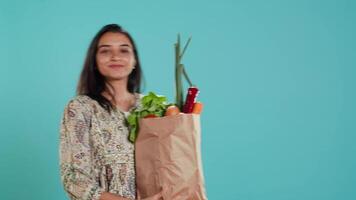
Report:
120,44,131,47
98,44,131,49
98,44,110,49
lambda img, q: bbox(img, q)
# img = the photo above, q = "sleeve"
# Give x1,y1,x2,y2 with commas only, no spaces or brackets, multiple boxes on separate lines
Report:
59,98,105,200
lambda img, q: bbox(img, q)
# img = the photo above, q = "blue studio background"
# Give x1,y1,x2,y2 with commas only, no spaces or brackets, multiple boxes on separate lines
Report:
1,0,355,199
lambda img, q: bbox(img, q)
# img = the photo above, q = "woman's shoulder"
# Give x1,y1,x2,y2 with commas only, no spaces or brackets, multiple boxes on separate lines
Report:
65,94,92,105
134,92,145,99
64,95,96,113
65,93,144,113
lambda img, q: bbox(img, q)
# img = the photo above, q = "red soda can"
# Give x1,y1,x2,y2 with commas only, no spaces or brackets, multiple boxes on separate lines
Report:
183,86,199,113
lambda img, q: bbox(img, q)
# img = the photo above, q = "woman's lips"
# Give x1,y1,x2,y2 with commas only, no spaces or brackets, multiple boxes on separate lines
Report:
108,64,124,68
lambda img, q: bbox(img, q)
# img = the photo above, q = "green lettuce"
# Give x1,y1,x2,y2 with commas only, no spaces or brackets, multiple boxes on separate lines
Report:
127,92,173,143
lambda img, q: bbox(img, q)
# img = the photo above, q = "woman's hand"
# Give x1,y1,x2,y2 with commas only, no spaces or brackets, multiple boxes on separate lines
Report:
99,192,131,200
137,190,163,200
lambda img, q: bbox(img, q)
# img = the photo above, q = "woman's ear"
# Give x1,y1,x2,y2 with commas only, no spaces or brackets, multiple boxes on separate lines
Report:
133,59,137,69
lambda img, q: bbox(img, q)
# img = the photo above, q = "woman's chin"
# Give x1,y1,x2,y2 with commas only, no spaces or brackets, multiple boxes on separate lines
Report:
105,75,129,81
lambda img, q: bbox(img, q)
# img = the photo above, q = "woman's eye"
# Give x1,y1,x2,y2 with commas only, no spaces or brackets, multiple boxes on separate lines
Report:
121,49,129,53
99,50,109,54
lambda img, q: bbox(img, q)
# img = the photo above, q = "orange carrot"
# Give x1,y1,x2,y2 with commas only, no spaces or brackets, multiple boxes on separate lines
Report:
192,102,203,114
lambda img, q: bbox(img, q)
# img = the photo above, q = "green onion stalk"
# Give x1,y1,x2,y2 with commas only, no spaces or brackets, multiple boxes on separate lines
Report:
175,34,193,111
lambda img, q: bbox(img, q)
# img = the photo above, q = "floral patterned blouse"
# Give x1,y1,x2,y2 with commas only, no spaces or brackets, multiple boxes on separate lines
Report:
59,93,142,200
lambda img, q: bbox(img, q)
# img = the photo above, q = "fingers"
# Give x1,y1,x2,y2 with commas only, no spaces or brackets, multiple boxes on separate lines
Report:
139,190,162,200
151,192,163,200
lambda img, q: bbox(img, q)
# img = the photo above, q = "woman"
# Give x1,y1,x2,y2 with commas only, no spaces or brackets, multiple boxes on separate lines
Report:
59,24,160,200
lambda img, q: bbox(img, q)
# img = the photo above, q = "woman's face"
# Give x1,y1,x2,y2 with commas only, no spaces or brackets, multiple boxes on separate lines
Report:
96,32,136,81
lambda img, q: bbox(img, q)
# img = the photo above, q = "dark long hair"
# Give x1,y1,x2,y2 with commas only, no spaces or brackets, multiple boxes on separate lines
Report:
76,24,143,113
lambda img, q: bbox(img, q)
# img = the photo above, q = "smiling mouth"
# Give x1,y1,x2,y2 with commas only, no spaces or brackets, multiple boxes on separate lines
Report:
108,64,124,68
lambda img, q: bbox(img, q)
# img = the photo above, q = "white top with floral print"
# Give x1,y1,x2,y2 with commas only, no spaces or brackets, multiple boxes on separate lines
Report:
59,93,142,200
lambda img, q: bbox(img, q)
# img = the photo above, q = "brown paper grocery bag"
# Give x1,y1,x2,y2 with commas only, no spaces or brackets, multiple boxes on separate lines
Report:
135,113,208,200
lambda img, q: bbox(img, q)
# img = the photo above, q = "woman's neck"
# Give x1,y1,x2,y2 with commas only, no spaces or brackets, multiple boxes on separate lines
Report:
102,78,135,105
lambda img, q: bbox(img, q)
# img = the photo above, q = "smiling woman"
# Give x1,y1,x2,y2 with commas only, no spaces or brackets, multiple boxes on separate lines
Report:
76,24,143,113
59,24,161,200
96,32,137,83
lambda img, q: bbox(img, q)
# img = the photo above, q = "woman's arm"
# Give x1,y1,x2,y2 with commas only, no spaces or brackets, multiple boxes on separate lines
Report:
60,99,134,200
60,99,105,200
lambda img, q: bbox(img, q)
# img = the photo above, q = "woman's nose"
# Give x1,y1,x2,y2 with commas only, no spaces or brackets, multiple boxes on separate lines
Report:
111,52,122,60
